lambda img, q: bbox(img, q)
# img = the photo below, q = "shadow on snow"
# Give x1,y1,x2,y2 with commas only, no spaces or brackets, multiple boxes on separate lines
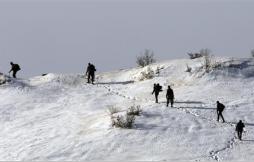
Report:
96,81,134,85
175,101,205,104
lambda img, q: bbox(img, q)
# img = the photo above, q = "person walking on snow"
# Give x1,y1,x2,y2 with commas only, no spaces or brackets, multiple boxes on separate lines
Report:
152,83,162,103
166,86,174,107
9,62,21,78
216,101,225,123
86,63,96,84
236,120,245,140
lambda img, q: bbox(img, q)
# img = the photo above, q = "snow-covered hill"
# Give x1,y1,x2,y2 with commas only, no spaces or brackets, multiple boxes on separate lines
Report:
1,57,254,161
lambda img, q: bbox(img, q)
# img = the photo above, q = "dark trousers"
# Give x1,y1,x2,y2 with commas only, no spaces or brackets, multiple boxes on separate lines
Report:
155,93,159,103
217,111,225,122
13,71,17,78
87,72,95,84
167,98,174,107
237,131,243,140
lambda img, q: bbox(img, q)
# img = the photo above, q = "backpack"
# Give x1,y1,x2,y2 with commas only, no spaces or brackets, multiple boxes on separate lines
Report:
13,64,21,71
91,65,96,72
219,103,225,111
158,85,162,91
16,65,21,71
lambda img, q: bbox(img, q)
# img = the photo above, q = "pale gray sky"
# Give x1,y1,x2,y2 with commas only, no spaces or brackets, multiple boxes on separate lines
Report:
0,0,254,77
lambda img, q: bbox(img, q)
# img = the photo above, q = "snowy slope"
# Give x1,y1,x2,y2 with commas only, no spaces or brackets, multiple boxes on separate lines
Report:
0,57,254,161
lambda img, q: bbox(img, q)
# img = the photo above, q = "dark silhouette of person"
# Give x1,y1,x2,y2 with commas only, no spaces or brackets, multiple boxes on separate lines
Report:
166,86,174,107
152,83,162,103
235,120,245,140
216,101,225,123
86,63,96,84
9,62,21,78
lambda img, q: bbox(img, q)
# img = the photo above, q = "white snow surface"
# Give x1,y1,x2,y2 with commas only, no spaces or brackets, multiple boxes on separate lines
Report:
1,57,254,161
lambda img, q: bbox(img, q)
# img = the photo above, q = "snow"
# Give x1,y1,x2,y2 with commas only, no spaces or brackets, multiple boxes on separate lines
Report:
0,57,254,161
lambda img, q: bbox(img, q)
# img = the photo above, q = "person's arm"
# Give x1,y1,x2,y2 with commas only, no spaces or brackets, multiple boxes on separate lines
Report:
85,67,89,75
9,68,13,73
152,88,155,95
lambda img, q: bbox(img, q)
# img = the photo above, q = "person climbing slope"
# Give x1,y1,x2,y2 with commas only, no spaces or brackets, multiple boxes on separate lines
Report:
236,120,245,140
152,83,162,103
9,62,21,78
86,63,96,84
166,85,174,107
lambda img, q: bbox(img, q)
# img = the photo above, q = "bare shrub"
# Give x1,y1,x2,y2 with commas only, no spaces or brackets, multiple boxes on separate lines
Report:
199,48,211,56
127,105,142,116
197,49,213,73
111,113,135,129
203,54,212,72
188,48,211,59
188,53,203,59
136,49,156,67
156,67,160,76
139,67,154,81
155,66,164,76
202,54,223,73
108,106,120,115
185,64,192,72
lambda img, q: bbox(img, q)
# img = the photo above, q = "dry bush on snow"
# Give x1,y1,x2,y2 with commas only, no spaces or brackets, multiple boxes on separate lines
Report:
202,54,223,73
127,105,142,116
188,53,203,59
136,49,156,67
111,113,135,129
199,48,211,57
110,105,142,129
107,106,120,115
203,54,212,73
185,64,192,73
188,48,211,59
139,67,155,81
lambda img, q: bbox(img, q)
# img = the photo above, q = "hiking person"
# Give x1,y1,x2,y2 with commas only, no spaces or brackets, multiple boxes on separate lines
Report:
152,83,162,103
9,62,21,78
236,120,245,140
166,86,174,107
216,101,225,123
85,63,96,84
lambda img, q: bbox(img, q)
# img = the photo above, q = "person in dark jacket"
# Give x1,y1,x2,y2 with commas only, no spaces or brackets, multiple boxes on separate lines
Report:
216,101,225,123
236,120,245,140
152,83,162,103
166,86,174,107
86,63,96,84
9,62,21,78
